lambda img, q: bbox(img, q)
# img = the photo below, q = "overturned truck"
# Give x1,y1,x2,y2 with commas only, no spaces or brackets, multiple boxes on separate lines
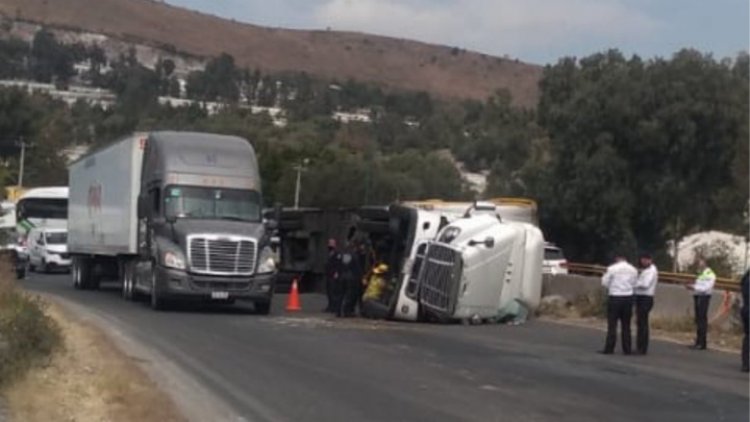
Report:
357,200,543,323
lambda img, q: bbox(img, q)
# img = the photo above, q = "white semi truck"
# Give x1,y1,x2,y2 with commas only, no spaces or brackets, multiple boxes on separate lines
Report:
68,132,277,312
357,201,543,323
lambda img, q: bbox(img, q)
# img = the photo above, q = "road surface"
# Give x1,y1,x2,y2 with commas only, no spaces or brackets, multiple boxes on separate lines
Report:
22,273,749,422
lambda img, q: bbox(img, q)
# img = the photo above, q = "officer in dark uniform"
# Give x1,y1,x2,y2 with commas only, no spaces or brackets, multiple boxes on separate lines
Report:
338,240,362,317
324,238,341,313
741,269,749,373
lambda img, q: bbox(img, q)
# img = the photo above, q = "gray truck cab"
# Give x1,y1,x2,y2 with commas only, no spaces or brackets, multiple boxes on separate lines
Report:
133,132,276,312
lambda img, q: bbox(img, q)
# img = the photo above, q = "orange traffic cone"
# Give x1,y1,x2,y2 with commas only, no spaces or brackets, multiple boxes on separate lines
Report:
286,278,302,312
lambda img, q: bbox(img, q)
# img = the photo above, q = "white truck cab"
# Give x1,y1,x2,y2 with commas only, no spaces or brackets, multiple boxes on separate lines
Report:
415,205,544,323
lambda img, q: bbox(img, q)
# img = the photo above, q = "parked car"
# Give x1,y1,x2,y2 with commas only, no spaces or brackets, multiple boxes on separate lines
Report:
27,228,71,273
543,243,568,275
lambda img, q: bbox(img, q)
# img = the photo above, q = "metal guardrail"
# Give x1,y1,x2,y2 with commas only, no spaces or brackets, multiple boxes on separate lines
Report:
567,263,741,293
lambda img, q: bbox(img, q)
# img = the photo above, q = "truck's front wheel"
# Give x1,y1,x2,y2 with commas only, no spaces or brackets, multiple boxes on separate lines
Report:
149,264,167,311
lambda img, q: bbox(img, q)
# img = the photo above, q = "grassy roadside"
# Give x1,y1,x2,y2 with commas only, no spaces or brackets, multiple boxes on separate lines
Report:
0,261,185,422
538,293,743,352
0,263,61,390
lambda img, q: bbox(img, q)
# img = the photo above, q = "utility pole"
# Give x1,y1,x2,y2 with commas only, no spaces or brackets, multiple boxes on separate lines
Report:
16,138,28,187
293,158,309,209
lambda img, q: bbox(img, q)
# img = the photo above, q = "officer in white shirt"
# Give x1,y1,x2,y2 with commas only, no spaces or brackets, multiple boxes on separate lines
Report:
600,255,638,355
635,253,658,355
686,258,716,350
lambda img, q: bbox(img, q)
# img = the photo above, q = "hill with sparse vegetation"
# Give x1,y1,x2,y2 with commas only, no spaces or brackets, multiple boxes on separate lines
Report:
0,0,542,107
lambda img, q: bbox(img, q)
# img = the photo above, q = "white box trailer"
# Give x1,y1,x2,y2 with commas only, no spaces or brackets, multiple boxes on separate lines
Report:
68,136,143,256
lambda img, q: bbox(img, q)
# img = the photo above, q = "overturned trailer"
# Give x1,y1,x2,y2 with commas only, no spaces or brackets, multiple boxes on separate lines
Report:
271,207,360,291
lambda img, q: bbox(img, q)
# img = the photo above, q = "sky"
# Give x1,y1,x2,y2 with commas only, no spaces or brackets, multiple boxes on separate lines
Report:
166,0,749,64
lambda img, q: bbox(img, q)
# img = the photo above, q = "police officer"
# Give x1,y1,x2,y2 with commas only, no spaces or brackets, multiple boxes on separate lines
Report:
600,255,638,355
740,269,748,372
338,240,362,318
634,253,658,355
686,258,715,350
324,238,341,313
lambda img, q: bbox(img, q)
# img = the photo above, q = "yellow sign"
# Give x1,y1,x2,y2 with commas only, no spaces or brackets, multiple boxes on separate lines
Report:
5,186,26,202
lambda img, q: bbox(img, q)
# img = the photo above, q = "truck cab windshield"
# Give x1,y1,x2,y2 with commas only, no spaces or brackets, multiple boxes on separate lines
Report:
164,186,261,222
46,232,68,245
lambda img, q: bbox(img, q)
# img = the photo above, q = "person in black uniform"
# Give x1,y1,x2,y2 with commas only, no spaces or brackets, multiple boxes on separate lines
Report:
741,269,749,373
324,238,341,313
338,240,363,318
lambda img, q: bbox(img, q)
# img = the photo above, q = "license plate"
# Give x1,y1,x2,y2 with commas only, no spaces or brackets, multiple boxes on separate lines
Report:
211,291,229,300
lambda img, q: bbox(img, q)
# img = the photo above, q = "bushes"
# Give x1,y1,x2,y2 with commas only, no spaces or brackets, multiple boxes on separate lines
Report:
0,260,61,388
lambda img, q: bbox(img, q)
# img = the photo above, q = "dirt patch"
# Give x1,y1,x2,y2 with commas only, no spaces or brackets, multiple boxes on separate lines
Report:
4,301,185,422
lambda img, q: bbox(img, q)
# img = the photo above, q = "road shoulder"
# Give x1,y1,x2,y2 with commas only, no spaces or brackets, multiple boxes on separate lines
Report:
6,295,240,422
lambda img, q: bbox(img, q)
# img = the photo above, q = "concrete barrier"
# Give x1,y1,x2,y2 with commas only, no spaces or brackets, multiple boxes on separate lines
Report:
542,274,726,319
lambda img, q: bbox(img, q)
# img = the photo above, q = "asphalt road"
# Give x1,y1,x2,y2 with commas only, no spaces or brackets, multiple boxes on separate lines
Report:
22,273,749,422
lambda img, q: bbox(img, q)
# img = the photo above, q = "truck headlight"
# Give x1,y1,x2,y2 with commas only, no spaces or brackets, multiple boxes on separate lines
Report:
164,251,186,270
257,247,276,274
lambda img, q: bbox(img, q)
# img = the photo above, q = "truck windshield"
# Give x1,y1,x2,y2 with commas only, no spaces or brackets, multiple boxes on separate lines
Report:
164,186,261,222
46,232,68,245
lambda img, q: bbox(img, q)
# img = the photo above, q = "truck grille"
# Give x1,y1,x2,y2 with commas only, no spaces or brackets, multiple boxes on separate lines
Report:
189,236,257,275
418,242,463,315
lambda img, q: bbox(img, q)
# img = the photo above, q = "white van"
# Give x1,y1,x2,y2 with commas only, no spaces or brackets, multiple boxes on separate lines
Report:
27,228,71,272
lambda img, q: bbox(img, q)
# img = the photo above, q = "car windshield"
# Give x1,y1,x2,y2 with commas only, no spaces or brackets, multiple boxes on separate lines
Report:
164,186,261,222
46,232,67,245
544,248,565,260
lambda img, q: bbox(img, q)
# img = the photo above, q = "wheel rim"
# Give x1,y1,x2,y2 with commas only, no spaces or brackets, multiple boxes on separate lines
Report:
150,266,158,306
122,267,129,298
73,261,80,287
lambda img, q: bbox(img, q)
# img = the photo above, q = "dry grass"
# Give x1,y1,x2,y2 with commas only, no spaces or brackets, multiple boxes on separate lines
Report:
0,0,542,106
538,295,744,352
5,301,185,422
0,260,61,389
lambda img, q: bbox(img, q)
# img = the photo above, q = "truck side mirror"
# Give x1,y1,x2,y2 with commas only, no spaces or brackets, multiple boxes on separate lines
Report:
137,194,149,219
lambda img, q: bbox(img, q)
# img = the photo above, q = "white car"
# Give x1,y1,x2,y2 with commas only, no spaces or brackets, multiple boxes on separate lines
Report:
27,228,71,272
543,244,569,275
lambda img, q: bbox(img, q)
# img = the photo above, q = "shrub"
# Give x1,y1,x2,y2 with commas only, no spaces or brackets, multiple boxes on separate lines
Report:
573,290,608,318
0,259,61,388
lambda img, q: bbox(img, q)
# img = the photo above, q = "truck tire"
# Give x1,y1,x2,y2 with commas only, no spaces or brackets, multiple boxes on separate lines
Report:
121,260,136,301
73,257,92,290
149,265,167,311
255,300,272,315
16,265,26,280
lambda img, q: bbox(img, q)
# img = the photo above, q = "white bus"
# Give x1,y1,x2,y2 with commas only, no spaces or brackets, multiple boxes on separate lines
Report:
14,187,69,278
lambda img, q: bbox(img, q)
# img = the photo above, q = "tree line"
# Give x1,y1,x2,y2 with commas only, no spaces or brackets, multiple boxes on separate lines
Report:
0,29,746,264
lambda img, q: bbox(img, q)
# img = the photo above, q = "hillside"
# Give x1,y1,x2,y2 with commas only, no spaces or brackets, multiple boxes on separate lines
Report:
0,0,542,107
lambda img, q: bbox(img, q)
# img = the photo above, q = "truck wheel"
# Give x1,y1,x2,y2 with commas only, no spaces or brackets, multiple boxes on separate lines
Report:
121,261,135,301
255,301,272,315
149,266,167,311
16,265,26,280
73,257,91,289
40,259,48,274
